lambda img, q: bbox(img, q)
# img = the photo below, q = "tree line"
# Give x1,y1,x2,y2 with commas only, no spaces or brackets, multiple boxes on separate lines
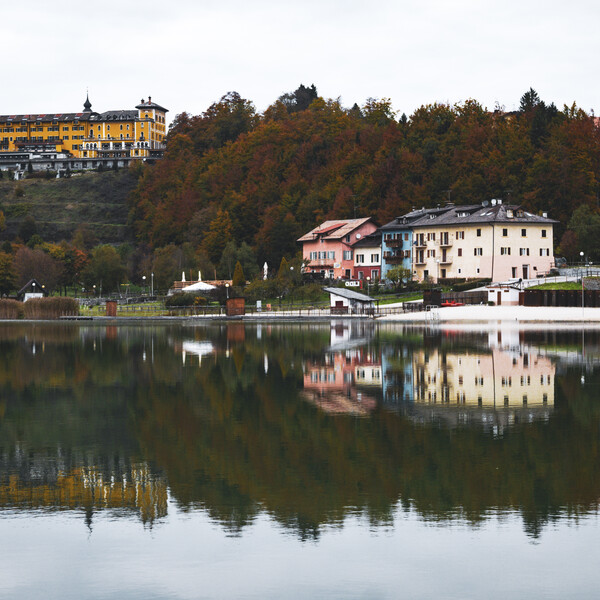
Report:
129,86,600,270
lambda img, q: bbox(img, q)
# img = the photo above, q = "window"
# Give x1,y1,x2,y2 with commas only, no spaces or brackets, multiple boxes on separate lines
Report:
427,232,436,241
345,235,350,243
521,228,527,237
476,268,480,274
456,231,465,240
476,228,482,237
356,254,365,263
474,248,483,256
541,229,547,238
540,248,550,256
427,249,436,258
500,247,511,255
327,251,335,260
343,250,353,261
520,248,530,256
502,228,508,236
370,254,379,263
404,233,409,241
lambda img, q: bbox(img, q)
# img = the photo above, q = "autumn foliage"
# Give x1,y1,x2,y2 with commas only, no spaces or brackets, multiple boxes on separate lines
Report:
128,87,600,268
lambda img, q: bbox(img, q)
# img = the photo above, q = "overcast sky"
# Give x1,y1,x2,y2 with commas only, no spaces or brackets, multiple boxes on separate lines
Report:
3,0,598,123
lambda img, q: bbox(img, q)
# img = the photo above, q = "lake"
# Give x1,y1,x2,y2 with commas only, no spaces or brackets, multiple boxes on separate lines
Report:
0,321,599,599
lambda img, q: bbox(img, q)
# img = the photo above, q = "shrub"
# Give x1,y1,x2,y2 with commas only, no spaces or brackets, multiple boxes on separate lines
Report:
23,297,79,319
452,278,491,292
0,299,23,319
164,293,207,307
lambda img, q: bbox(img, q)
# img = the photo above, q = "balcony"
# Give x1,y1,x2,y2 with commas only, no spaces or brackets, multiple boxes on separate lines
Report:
414,256,427,265
440,255,453,264
383,252,406,264
385,238,404,248
438,237,453,247
414,238,426,248
307,258,335,268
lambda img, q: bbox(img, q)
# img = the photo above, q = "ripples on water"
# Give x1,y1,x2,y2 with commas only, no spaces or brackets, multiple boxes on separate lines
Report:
0,321,599,598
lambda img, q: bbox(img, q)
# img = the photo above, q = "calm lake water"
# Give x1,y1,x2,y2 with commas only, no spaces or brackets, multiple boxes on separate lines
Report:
1,321,599,599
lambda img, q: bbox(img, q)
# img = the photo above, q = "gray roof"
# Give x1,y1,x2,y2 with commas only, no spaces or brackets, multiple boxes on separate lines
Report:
382,201,557,230
352,232,381,248
324,287,375,302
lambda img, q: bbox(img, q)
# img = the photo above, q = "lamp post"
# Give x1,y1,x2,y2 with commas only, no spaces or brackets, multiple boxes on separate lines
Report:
225,283,229,299
142,275,146,295
366,276,370,297
151,272,154,297
581,251,585,321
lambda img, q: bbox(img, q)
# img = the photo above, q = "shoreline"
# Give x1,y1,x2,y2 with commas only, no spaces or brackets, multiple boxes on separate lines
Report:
377,305,600,323
1,305,599,324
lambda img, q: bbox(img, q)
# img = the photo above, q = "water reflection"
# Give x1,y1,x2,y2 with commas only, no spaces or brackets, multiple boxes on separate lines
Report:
0,322,599,540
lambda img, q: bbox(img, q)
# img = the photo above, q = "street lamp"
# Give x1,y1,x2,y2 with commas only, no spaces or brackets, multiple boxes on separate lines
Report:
366,276,370,296
225,283,230,299
581,251,585,320
151,273,154,296
142,275,146,295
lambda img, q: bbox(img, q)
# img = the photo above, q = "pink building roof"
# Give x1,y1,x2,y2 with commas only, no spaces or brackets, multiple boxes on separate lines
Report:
297,218,372,243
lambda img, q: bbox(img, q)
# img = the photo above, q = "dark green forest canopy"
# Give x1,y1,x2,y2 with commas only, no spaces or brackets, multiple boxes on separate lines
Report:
128,87,600,265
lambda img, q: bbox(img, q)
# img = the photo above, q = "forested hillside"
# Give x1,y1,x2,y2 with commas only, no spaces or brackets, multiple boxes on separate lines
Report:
129,86,600,267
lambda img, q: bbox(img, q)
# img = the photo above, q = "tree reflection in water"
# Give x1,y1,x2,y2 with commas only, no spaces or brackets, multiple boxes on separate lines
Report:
0,321,598,539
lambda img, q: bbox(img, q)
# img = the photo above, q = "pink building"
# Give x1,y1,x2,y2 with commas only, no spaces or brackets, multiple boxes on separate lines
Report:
298,218,377,279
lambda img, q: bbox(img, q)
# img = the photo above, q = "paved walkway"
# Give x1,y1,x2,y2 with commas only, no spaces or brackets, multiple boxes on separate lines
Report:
377,305,600,323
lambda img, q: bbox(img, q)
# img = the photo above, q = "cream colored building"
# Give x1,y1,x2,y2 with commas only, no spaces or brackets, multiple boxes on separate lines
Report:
412,347,554,409
402,200,556,283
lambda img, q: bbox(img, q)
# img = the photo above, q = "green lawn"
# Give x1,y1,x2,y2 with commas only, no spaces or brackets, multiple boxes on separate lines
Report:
529,282,582,290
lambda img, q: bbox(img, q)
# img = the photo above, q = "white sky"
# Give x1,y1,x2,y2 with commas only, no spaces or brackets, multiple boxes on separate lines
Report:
3,0,599,123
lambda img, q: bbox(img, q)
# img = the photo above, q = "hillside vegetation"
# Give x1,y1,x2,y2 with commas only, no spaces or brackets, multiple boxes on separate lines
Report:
129,86,600,268
0,170,138,244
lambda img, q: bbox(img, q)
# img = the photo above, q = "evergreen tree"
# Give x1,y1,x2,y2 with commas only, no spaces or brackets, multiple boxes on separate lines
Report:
232,261,245,287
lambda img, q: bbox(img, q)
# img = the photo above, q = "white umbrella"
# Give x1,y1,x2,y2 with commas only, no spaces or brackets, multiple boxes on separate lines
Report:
182,281,216,292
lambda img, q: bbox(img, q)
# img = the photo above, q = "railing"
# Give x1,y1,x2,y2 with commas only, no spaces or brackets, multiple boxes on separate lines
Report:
385,238,404,248
438,238,453,247
307,259,335,267
439,255,453,264
384,254,405,264
414,239,426,248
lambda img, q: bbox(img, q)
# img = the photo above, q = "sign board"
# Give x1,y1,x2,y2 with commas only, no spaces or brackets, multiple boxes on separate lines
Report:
23,293,43,302
334,263,341,269
345,281,360,287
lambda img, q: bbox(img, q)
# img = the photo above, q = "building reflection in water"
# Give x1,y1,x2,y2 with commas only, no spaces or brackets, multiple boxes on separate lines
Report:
300,322,555,427
301,323,379,415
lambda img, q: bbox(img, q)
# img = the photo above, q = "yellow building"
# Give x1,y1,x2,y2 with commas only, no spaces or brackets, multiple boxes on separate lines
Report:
0,95,167,173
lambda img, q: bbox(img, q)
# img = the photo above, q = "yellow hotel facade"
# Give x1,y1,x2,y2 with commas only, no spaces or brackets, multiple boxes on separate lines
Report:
0,95,167,173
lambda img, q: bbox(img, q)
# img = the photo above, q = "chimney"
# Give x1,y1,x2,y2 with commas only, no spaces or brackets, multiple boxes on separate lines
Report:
491,199,497,206
497,199,502,205
542,212,548,218
148,96,152,103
